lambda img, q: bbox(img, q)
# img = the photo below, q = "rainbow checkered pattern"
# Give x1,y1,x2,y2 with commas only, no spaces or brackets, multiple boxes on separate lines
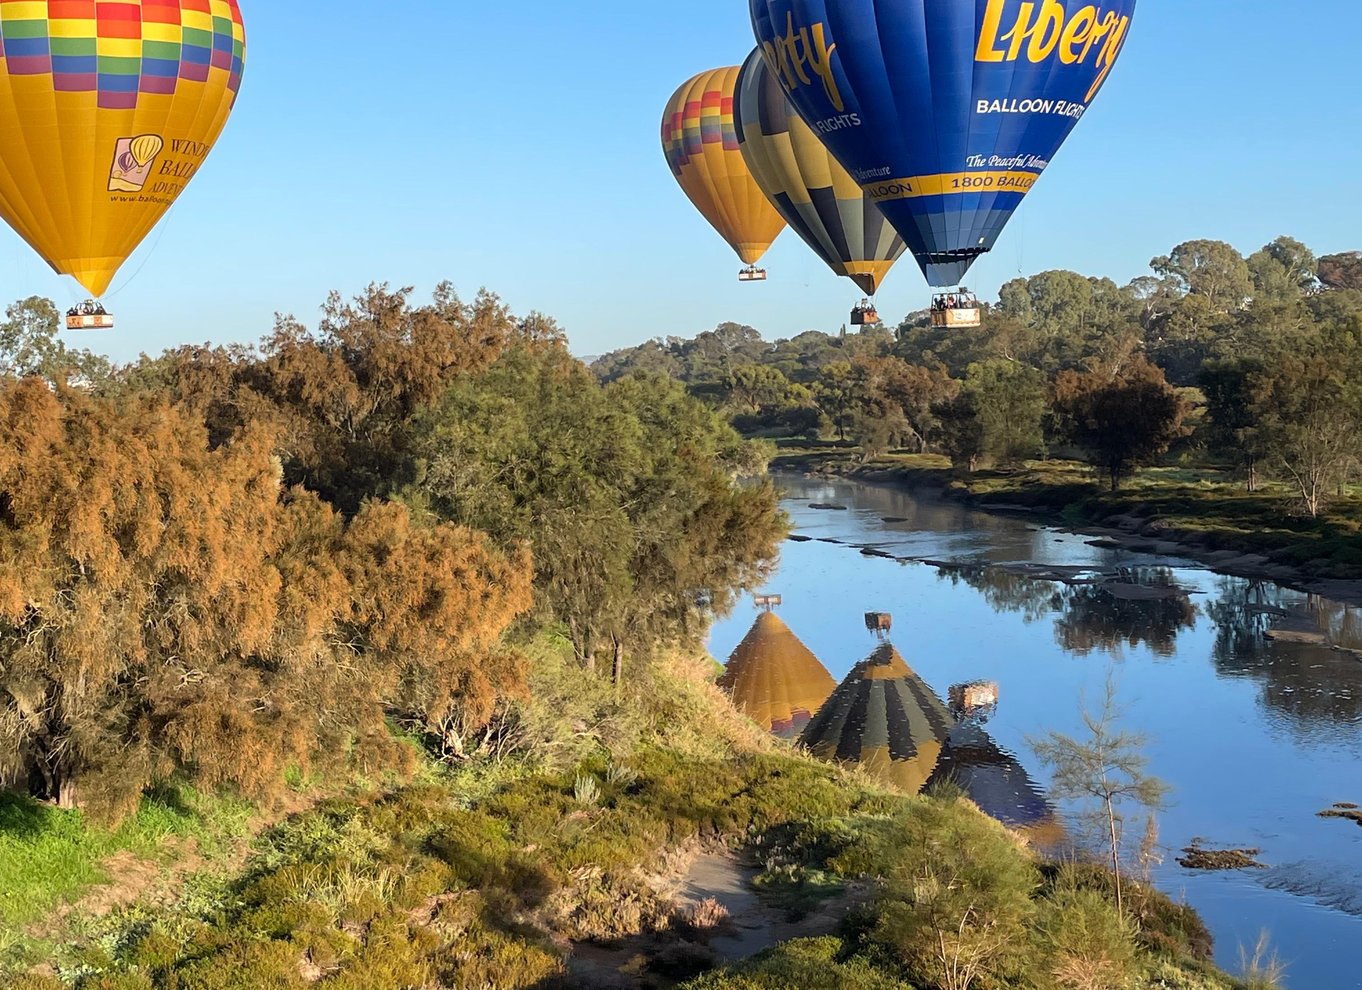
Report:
0,0,244,110
664,85,739,175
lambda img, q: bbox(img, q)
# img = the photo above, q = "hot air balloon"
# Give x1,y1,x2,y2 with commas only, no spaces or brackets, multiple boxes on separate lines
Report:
749,0,1136,298
662,67,786,282
0,0,247,319
733,48,905,325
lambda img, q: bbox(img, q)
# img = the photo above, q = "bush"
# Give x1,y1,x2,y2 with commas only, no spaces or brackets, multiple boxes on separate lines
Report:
1038,885,1138,989
871,799,1039,990
682,937,913,990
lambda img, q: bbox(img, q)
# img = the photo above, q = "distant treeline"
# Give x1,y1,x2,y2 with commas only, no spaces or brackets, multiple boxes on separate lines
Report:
594,240,1362,506
0,287,783,820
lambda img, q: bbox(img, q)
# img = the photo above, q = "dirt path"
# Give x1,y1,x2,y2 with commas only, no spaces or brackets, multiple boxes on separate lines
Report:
564,850,853,988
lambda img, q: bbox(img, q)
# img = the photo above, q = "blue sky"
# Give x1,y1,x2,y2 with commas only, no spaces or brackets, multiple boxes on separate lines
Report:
5,1,1359,363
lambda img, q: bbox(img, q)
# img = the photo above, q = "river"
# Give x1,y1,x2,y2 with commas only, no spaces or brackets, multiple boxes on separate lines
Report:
708,475,1362,988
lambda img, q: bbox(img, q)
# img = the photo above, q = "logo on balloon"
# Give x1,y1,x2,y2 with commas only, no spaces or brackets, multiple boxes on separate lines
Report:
761,11,843,112
975,0,1132,103
107,135,165,194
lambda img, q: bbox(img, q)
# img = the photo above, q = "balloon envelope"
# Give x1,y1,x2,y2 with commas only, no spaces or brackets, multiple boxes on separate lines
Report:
749,0,1137,286
662,67,786,269
734,49,904,297
0,0,247,296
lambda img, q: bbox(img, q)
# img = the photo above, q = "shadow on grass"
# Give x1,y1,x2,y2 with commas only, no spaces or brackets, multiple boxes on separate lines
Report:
0,791,57,841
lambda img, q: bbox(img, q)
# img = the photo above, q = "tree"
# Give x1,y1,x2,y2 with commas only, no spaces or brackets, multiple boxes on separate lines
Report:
1254,353,1362,517
1248,236,1317,300
992,271,1142,375
815,361,856,441
1318,251,1362,291
0,381,531,819
934,391,986,472
123,283,522,516
849,356,957,453
406,347,784,682
0,297,111,385
965,360,1047,467
1052,359,1187,490
1150,240,1252,309
726,363,790,415
1031,675,1169,917
590,338,683,383
1200,358,1269,490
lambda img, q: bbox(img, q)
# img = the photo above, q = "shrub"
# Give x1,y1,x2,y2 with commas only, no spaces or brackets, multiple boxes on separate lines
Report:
682,937,913,990
1038,885,1138,989
871,799,1039,990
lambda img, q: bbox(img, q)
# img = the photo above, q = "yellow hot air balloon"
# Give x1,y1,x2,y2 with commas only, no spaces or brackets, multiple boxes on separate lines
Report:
0,0,247,298
662,67,785,281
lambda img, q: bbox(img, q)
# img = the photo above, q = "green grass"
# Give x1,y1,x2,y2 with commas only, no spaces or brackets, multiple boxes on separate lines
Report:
0,785,252,931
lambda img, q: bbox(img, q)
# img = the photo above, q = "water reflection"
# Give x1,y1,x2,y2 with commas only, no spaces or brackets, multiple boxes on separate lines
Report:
939,562,1201,657
937,564,1060,623
1207,579,1362,733
718,610,837,739
1053,569,1199,658
800,641,952,795
929,720,1065,848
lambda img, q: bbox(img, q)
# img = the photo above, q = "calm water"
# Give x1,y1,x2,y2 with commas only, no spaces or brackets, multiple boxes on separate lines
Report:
709,475,1362,989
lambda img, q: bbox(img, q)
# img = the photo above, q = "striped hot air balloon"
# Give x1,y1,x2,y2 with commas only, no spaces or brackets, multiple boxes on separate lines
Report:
733,48,905,298
0,0,247,298
801,642,954,794
662,66,786,281
720,610,837,738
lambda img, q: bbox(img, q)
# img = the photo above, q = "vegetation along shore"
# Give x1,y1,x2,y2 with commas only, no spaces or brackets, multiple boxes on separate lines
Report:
0,283,1256,988
596,240,1362,598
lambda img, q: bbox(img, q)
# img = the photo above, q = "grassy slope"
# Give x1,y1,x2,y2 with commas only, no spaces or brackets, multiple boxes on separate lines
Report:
0,787,253,957
777,444,1362,579
0,636,1245,990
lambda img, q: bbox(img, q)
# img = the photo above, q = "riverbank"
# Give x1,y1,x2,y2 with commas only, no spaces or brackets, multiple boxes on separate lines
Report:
775,448,1362,605
0,636,1245,990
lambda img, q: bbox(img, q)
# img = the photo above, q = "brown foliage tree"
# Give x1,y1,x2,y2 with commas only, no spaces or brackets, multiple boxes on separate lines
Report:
1318,252,1362,291
115,283,524,515
1052,358,1188,490
849,356,958,454
0,382,531,819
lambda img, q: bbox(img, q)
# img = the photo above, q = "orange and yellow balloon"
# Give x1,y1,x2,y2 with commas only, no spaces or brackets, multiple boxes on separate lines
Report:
0,0,247,297
662,67,785,274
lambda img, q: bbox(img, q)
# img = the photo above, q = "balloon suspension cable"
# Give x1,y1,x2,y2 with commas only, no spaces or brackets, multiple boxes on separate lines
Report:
103,204,176,300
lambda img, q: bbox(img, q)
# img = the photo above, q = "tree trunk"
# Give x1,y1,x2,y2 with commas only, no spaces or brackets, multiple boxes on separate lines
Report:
1107,795,1124,917
611,636,624,695
31,735,80,810
570,619,596,674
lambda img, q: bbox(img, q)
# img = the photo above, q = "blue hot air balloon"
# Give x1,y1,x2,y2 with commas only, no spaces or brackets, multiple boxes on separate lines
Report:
749,0,1137,287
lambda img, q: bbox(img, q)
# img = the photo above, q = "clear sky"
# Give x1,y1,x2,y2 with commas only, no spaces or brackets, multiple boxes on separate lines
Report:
5,1,1359,363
